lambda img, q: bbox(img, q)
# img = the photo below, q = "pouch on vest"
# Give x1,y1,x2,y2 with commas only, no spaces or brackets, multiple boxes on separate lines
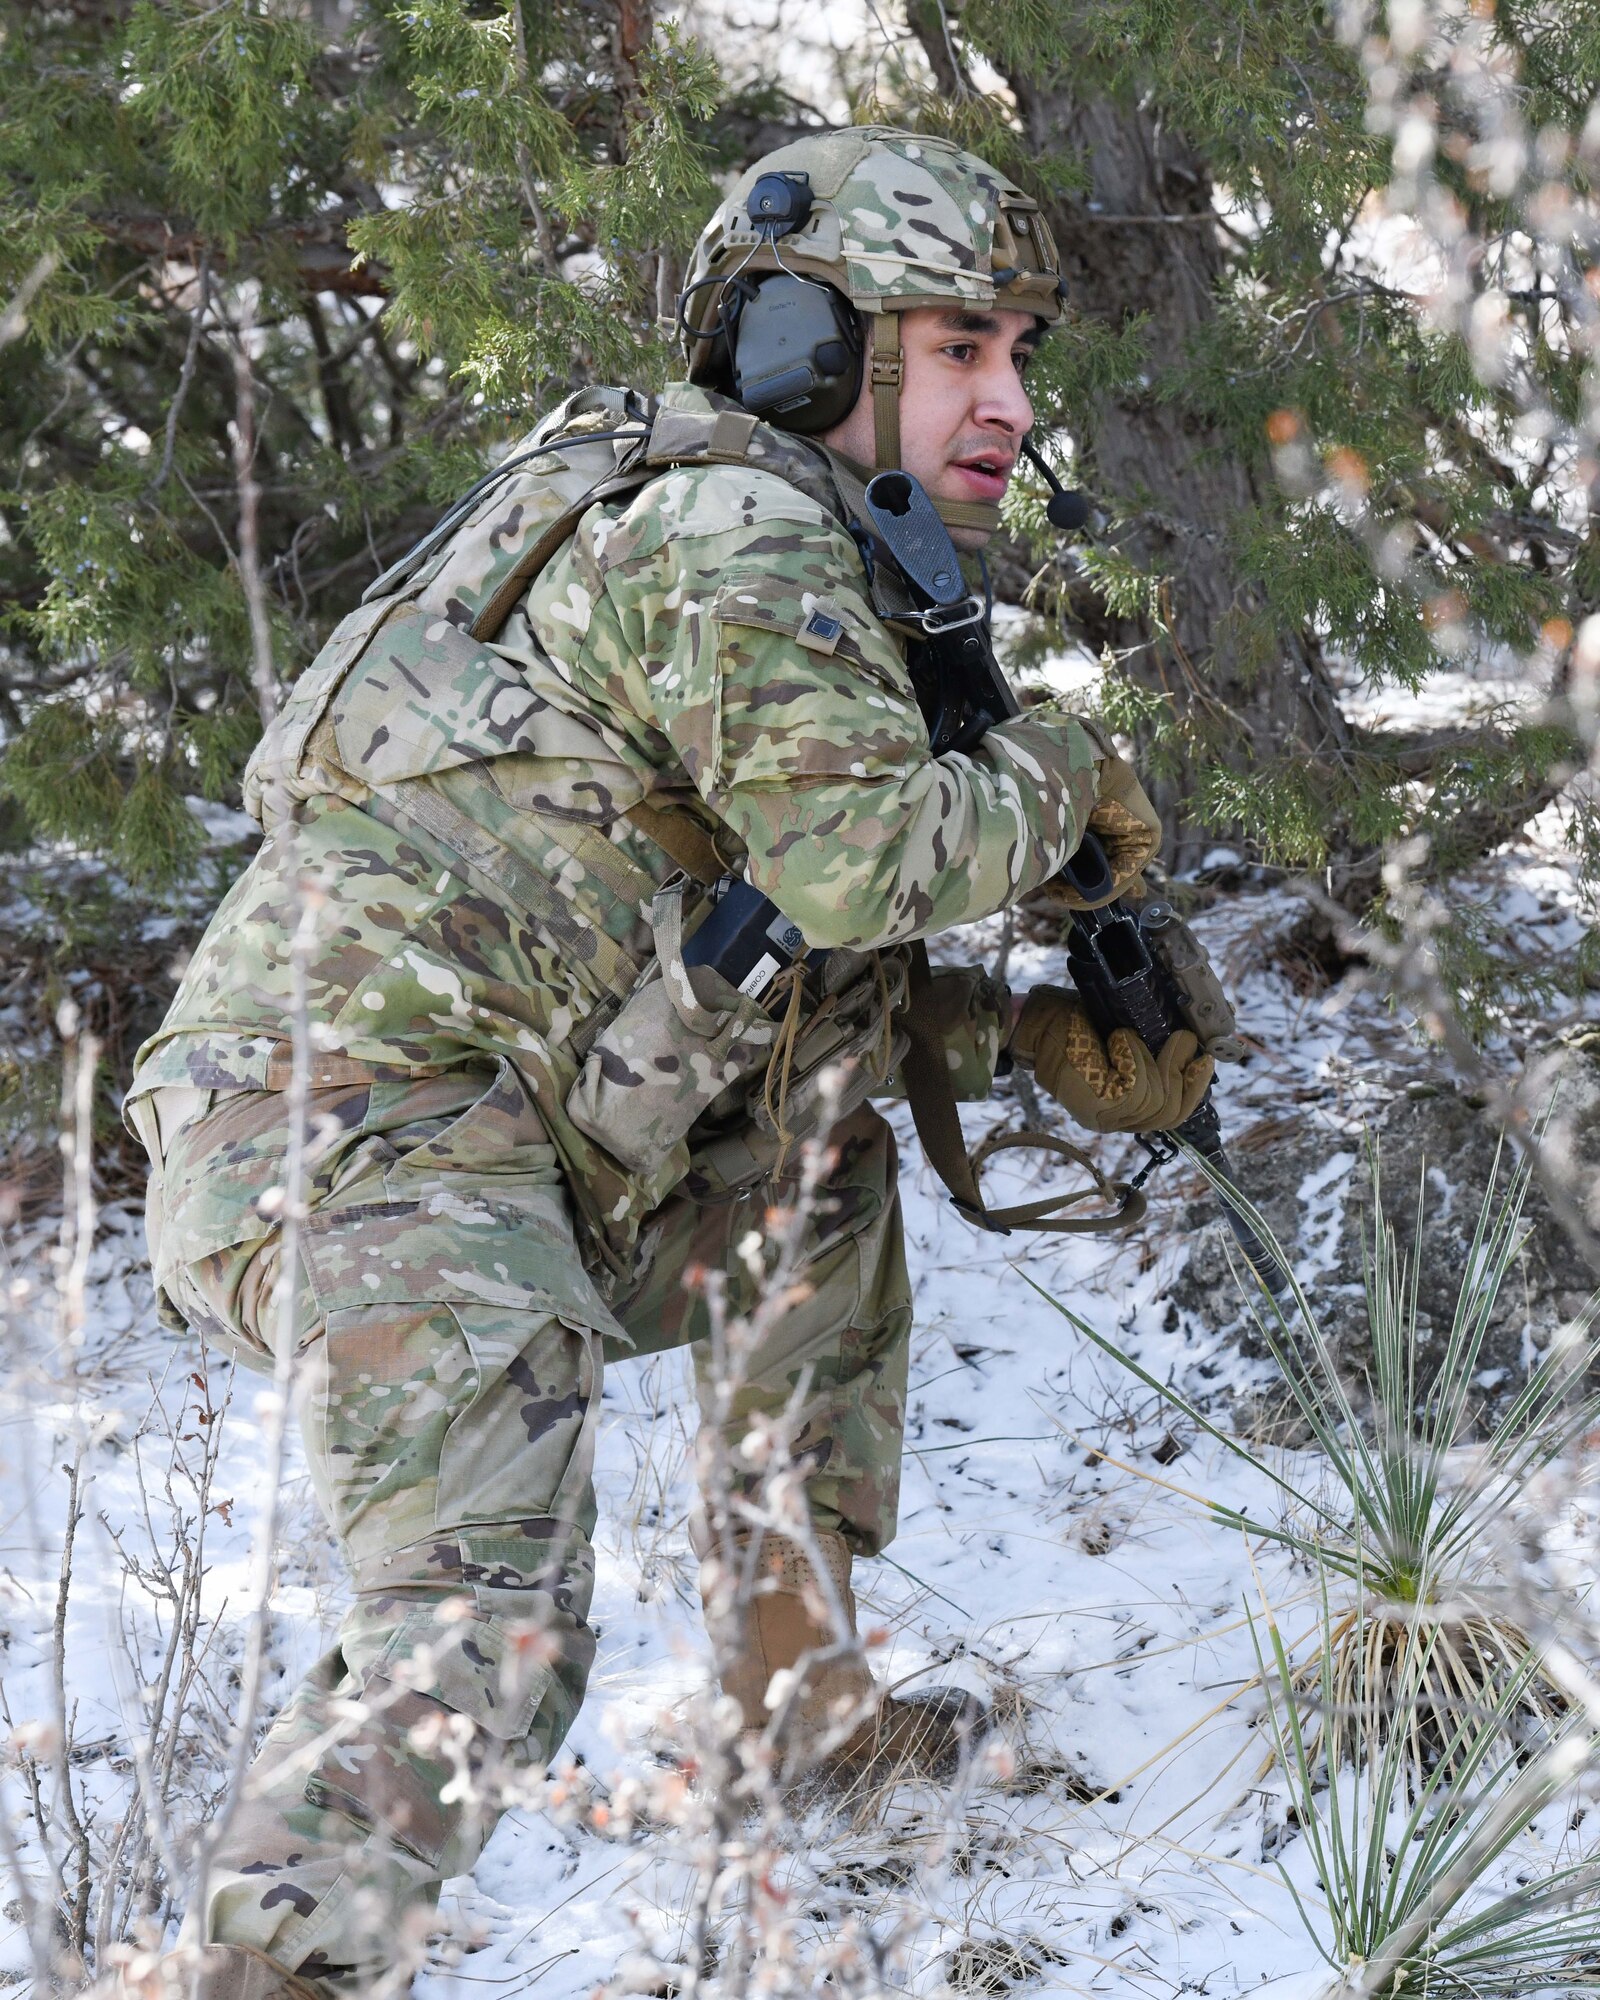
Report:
563,876,780,1210
684,945,911,1199
872,962,1009,1102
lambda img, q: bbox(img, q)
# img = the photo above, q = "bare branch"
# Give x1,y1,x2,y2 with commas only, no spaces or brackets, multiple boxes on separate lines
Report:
90,208,386,297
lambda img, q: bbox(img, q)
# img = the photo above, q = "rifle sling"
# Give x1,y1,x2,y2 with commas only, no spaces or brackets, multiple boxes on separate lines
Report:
900,940,1146,1237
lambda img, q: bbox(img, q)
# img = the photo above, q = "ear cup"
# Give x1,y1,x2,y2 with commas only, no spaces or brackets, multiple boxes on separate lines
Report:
730,275,863,434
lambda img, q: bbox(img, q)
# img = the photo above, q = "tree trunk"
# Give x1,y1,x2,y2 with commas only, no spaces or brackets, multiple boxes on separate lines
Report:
1007,80,1364,887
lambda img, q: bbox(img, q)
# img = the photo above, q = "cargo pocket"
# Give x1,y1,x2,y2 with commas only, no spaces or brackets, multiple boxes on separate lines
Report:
379,1056,563,1197
296,1186,619,1570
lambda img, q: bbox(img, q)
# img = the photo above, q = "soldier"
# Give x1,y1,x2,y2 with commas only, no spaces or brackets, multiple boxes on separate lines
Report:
111,127,1213,2000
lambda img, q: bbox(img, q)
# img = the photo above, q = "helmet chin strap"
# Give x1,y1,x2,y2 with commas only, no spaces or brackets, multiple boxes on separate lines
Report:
868,310,1002,538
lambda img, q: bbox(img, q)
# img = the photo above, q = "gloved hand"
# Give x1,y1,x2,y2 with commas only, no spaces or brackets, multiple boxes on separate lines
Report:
1032,734,1162,910
1083,748,1163,897
1009,984,1213,1135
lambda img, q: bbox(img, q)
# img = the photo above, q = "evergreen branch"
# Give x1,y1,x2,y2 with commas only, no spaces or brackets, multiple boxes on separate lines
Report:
150,257,208,496
86,208,386,297
1355,722,1532,780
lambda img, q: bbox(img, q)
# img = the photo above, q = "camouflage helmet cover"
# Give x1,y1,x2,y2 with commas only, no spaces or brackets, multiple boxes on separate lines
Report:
681,125,1065,378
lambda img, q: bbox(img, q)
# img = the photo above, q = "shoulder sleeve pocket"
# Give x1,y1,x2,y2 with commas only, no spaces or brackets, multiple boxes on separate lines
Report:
708,576,923,791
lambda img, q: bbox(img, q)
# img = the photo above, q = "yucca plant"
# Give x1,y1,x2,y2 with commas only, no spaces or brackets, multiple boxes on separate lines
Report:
1033,1138,1600,1765
1255,1572,1600,1998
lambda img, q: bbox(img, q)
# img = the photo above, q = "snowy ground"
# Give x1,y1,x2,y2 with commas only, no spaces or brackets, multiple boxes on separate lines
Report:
1,672,1597,1997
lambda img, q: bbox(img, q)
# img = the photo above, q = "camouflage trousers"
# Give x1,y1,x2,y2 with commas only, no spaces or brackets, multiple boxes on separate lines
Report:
133,1060,909,1995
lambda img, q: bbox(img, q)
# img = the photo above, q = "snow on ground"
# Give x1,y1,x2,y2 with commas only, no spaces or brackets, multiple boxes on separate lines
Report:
3,677,1598,1993
2,852,1591,2000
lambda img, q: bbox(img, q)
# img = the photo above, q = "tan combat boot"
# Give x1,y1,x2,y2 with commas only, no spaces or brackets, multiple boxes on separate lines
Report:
702,1527,984,1780
87,1943,325,2000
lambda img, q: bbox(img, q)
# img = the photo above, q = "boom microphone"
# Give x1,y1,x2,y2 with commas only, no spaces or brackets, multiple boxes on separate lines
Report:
1021,438,1089,532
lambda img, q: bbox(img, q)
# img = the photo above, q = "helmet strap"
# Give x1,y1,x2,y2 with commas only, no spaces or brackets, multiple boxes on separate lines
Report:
869,311,902,473
937,496,1004,533
865,309,1001,537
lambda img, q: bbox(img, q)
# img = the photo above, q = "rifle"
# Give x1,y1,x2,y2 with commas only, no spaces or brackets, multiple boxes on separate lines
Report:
858,467,1291,1294
1058,835,1291,1294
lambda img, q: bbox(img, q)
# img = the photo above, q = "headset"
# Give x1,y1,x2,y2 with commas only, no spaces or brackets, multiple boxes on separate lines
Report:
678,172,865,434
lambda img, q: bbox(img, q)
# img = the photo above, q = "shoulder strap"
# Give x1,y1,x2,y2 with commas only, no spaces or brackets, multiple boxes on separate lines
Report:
622,797,726,884
470,398,858,647
469,462,655,644
899,941,1147,1237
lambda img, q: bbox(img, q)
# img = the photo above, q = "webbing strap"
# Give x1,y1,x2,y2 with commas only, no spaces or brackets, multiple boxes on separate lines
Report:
645,402,760,467
622,797,726,884
261,1049,448,1091
468,405,772,647
470,466,652,645
967,1129,1148,1235
899,940,990,1221
373,778,645,1000
855,316,1000,534
870,313,903,476
899,941,1145,1236
937,495,1003,534
818,441,998,622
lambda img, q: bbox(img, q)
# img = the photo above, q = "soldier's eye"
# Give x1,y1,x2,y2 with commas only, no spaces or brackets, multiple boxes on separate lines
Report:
942,342,978,363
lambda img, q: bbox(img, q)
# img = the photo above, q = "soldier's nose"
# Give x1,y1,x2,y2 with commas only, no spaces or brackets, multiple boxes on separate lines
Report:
974,369,1031,437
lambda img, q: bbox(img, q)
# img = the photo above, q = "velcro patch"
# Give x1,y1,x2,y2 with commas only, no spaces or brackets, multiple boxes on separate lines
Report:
796,604,845,656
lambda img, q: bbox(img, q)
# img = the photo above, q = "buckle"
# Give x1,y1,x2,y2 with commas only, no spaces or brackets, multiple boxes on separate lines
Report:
917,594,985,635
949,1195,1010,1237
1130,1131,1179,1188
869,353,904,387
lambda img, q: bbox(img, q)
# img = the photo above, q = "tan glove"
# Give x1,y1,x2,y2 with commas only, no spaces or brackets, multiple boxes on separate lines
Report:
1009,984,1214,1135
1031,736,1163,910
1085,750,1163,895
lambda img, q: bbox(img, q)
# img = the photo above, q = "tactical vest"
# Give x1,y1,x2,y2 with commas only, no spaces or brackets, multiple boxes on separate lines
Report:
240,385,932,1252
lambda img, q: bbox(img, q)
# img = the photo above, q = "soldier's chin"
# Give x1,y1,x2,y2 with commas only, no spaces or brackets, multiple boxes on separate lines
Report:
947,519,994,552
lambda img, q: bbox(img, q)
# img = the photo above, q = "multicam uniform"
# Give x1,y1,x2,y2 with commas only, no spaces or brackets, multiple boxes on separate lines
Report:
126,375,1106,1991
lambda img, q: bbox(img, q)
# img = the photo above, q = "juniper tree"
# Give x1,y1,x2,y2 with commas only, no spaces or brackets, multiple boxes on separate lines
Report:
3,0,1599,1048
897,2,1592,935
0,0,721,894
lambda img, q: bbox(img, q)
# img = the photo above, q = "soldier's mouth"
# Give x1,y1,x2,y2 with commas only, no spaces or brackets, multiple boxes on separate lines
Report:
950,454,1013,501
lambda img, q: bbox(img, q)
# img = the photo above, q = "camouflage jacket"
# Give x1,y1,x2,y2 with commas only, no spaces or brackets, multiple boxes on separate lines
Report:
130,383,1103,1263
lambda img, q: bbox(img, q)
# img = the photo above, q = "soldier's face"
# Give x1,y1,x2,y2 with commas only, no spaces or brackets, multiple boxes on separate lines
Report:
824,306,1039,549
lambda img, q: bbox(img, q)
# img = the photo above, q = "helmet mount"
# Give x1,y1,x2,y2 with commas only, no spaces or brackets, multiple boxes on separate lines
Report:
746,171,815,240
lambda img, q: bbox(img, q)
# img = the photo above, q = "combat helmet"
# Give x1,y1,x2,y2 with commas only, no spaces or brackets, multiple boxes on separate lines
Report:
679,126,1064,531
